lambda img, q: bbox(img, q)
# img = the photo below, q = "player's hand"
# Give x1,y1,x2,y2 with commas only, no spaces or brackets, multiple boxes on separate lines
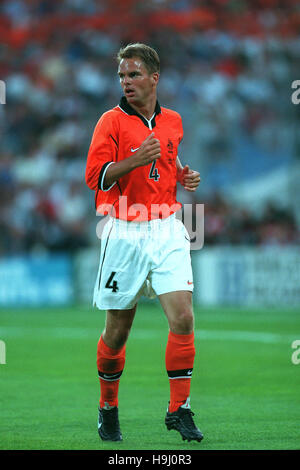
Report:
132,132,161,167
177,165,201,191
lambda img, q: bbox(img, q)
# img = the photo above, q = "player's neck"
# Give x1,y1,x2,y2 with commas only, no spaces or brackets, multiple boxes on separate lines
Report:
129,95,157,121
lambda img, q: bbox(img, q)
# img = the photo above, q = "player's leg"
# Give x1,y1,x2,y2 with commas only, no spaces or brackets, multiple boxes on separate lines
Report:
93,217,154,441
158,290,203,442
97,306,137,441
158,290,195,410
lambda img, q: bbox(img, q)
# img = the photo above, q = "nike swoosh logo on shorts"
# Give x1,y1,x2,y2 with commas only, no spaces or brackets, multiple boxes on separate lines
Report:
187,281,193,285
131,147,140,152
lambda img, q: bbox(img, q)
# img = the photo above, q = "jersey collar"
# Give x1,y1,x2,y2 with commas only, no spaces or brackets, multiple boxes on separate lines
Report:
119,96,161,129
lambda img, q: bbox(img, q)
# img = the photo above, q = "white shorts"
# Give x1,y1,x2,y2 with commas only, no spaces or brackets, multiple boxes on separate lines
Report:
93,213,193,310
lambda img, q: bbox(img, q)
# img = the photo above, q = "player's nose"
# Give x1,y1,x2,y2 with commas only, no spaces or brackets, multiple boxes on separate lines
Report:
123,75,131,86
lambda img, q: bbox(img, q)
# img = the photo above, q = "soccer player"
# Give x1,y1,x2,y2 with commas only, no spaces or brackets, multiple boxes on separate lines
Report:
85,43,203,443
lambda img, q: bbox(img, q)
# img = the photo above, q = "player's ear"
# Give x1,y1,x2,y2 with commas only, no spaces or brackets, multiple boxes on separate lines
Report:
151,72,159,86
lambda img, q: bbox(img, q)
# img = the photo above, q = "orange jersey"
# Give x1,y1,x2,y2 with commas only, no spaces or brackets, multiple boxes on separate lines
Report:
85,97,183,221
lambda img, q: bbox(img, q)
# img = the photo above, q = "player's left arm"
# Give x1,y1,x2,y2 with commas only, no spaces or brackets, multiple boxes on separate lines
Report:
176,156,201,192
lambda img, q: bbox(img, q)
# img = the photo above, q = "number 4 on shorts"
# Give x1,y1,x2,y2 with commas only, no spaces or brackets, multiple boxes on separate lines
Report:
105,271,119,293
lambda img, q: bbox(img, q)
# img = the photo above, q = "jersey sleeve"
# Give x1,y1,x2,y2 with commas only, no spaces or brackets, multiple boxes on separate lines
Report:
178,114,184,145
85,112,119,191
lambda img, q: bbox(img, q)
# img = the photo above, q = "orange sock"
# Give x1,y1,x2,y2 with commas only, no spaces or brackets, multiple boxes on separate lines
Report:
165,330,195,413
97,335,126,409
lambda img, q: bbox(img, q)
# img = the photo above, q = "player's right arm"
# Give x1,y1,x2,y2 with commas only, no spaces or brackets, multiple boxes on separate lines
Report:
85,112,119,192
103,132,161,188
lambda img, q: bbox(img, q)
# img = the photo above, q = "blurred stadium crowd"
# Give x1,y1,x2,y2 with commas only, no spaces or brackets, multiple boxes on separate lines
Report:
0,0,299,255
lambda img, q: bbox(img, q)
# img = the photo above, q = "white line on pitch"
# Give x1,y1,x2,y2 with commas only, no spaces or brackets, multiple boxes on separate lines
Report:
0,326,295,344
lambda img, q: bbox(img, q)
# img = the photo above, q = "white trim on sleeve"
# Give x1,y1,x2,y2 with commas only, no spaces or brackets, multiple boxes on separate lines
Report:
100,161,116,191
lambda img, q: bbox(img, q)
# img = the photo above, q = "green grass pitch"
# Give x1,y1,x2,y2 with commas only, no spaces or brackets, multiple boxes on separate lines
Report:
0,303,299,450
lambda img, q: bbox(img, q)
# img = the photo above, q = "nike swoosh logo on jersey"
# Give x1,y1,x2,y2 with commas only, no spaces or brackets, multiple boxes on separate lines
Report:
131,147,140,152
187,281,193,285
187,370,192,375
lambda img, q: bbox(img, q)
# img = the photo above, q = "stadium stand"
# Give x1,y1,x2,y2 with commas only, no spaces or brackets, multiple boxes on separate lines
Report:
0,0,299,255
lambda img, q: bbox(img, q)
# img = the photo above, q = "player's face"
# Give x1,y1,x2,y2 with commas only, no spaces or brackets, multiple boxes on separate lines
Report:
118,57,159,107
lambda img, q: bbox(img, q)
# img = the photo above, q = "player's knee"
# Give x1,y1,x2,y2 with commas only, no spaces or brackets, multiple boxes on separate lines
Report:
171,309,194,334
103,325,130,349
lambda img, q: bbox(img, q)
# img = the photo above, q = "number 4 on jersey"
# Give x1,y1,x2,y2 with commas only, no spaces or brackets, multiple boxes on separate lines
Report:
149,160,160,181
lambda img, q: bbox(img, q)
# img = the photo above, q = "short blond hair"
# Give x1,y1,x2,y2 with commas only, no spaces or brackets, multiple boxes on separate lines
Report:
117,43,160,75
